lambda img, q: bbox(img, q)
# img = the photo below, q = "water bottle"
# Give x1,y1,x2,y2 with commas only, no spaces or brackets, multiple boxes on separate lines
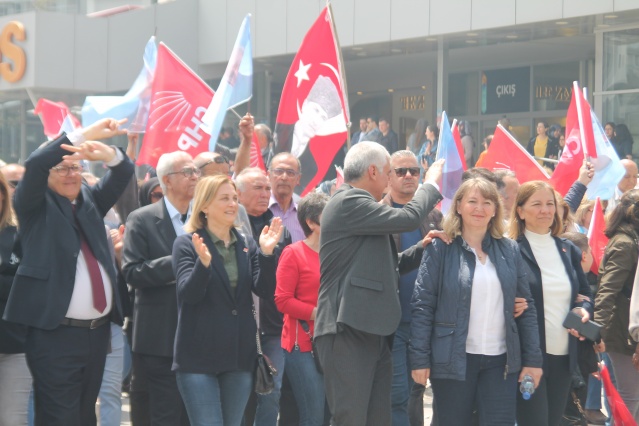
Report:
519,374,535,400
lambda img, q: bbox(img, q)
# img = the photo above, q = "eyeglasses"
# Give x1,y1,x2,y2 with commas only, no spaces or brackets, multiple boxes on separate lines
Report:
150,191,164,201
394,167,420,177
270,168,300,177
198,156,229,169
52,164,83,176
167,167,202,178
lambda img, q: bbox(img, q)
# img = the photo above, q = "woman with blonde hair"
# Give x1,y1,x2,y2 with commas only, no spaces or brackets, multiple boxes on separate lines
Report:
410,178,542,425
171,175,283,426
0,171,30,425
510,180,593,426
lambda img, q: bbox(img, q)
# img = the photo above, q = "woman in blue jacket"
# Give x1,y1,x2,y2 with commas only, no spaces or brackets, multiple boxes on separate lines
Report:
410,178,543,425
510,180,594,426
172,175,283,426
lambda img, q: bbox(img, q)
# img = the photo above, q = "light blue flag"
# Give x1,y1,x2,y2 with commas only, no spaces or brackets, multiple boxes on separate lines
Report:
436,111,464,214
586,109,625,200
201,14,253,151
82,36,157,132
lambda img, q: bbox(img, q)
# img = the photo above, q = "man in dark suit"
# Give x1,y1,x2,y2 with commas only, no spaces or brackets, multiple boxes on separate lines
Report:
3,118,134,426
314,141,443,425
122,150,198,426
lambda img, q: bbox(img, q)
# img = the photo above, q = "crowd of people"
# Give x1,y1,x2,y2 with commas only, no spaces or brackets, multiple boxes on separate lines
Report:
0,110,638,426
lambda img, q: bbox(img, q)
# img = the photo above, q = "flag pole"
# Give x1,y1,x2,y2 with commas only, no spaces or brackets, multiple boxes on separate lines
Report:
327,3,351,150
573,81,590,161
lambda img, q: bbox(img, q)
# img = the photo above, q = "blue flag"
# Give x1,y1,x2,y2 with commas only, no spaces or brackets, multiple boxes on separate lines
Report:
586,109,625,200
436,111,464,214
82,36,157,132
201,14,253,150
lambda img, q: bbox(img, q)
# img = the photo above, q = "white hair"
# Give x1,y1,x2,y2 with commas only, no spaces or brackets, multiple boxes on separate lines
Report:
343,142,389,183
156,151,193,192
235,167,266,192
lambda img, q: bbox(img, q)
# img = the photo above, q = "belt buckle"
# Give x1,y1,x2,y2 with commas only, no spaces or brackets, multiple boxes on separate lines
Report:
90,317,102,329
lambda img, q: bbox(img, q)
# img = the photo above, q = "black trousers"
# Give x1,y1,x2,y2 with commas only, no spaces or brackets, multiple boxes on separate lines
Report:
129,352,189,426
25,322,110,426
315,324,393,426
517,354,572,426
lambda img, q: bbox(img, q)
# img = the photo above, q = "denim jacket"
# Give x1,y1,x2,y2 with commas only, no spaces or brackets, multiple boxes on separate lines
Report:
410,235,543,380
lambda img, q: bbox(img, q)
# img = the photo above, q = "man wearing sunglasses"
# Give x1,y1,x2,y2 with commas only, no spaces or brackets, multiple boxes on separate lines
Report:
194,151,230,177
122,151,199,426
3,118,134,425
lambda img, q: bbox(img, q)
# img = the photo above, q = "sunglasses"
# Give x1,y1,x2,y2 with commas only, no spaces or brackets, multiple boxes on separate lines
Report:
150,191,163,201
198,156,229,169
394,167,420,177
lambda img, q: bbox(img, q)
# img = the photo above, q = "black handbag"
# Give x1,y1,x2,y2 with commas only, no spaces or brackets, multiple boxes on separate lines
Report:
299,320,323,374
253,308,277,395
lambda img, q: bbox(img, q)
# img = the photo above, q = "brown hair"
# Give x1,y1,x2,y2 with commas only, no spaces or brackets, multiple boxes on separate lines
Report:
185,175,236,233
0,173,16,229
604,189,639,238
509,181,562,239
574,199,596,228
443,178,504,239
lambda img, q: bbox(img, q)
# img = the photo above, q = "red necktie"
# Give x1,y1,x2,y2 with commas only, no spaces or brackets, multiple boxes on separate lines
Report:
73,205,107,313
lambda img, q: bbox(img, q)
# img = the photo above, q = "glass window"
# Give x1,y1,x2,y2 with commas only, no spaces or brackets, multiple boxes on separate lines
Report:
533,62,579,112
603,28,639,91
602,93,639,157
449,72,478,117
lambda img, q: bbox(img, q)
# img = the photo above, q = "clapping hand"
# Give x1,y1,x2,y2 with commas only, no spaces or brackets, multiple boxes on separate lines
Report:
192,233,212,268
259,217,284,255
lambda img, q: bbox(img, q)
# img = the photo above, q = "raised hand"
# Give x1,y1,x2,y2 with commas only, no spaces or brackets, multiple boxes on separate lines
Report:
61,141,118,163
82,118,128,141
259,217,284,255
239,113,255,142
192,233,212,267
425,159,444,187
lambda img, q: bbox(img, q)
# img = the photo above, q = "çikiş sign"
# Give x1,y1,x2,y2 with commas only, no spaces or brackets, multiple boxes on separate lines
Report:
0,21,26,83
481,67,530,115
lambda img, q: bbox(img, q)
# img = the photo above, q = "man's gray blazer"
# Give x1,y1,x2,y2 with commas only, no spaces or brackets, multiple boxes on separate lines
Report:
315,183,442,338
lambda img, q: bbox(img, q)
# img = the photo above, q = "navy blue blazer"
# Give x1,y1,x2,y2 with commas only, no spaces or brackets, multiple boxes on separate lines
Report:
171,228,276,374
517,235,594,372
3,135,134,329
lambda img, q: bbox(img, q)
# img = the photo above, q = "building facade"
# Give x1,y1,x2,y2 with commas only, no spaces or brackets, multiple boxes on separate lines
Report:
0,0,638,165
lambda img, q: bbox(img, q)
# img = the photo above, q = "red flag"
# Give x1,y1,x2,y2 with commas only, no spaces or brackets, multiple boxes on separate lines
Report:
451,121,468,171
587,197,608,275
274,5,349,196
34,98,81,139
139,43,214,168
481,124,550,183
550,82,596,196
250,131,266,172
600,363,637,426
335,165,344,188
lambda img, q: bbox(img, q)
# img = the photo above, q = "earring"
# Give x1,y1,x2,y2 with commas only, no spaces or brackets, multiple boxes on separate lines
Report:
204,213,208,219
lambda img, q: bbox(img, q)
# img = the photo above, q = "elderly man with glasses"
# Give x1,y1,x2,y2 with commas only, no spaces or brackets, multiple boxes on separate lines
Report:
122,151,199,426
194,152,230,177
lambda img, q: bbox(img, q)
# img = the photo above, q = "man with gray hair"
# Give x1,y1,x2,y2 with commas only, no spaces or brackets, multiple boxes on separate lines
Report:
315,142,444,425
122,150,199,426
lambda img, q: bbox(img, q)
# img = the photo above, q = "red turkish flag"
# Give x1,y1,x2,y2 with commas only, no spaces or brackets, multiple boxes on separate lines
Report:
34,98,81,140
138,43,214,168
274,5,349,196
481,125,550,183
587,197,608,275
550,82,596,196
451,121,467,171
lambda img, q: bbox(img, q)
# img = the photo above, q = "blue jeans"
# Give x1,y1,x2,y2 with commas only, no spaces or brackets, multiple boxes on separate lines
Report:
283,348,324,426
391,322,413,426
254,335,285,426
176,370,253,426
431,353,517,426
98,323,124,426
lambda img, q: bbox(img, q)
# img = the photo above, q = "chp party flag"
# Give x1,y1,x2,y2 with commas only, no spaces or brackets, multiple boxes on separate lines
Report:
201,14,253,150
587,197,608,275
482,124,550,183
451,121,468,171
550,82,596,196
435,112,464,214
82,36,157,132
138,43,214,168
34,98,81,139
274,5,350,196
585,106,625,200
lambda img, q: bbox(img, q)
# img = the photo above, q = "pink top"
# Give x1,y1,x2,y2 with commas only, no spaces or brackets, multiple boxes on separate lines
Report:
275,241,320,352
